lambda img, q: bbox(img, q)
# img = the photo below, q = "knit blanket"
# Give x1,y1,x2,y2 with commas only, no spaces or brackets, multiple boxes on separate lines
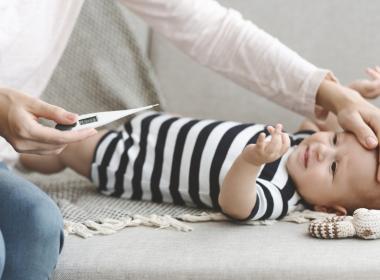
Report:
16,168,204,238
16,167,332,238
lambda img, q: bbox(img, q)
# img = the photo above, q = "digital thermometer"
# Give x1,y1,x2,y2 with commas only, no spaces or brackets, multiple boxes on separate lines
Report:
55,104,159,131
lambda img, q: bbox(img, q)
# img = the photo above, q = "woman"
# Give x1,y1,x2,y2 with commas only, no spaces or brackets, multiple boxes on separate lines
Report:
0,0,379,279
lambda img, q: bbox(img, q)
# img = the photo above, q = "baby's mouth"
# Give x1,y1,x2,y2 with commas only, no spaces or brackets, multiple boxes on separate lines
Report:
304,146,309,168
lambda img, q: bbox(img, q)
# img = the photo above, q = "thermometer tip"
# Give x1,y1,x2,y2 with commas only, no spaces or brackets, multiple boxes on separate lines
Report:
149,104,160,110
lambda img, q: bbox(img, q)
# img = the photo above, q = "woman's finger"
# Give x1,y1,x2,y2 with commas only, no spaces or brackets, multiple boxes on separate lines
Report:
26,122,97,145
339,110,378,149
363,112,380,182
29,98,78,125
366,88,380,99
366,68,380,80
21,148,65,156
11,139,66,155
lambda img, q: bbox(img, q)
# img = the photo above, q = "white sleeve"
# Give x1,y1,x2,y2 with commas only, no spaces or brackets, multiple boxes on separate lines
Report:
120,0,330,118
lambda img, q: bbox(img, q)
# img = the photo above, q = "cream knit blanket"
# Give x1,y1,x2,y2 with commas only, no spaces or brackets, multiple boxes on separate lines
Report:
15,168,307,238
18,167,380,240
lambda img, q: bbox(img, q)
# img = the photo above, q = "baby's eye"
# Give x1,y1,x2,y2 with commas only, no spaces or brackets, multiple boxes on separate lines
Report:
333,133,338,145
331,161,337,177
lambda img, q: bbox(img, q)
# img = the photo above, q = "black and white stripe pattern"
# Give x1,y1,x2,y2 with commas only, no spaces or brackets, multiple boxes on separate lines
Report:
91,111,314,221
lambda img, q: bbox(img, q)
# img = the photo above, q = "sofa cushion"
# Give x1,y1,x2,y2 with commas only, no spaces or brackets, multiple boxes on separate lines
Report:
53,221,380,280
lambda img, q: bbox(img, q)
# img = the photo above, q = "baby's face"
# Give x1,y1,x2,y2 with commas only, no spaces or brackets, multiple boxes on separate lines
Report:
286,131,380,213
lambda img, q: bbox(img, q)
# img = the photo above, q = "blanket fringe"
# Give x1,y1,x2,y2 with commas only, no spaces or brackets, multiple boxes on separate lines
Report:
64,210,334,238
178,210,333,225
64,214,193,238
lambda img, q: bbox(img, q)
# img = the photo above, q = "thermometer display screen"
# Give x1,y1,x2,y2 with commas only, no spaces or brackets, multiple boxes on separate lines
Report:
79,116,98,125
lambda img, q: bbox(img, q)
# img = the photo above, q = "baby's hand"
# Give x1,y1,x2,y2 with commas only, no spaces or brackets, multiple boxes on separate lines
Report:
349,66,380,99
242,124,290,166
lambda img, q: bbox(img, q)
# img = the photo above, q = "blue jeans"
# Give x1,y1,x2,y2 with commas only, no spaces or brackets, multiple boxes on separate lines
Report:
0,162,64,279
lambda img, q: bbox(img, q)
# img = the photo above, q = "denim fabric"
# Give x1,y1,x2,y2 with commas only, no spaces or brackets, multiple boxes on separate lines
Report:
0,162,64,280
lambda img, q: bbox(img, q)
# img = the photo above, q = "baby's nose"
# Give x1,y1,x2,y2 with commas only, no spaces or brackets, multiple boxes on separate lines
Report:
316,145,334,161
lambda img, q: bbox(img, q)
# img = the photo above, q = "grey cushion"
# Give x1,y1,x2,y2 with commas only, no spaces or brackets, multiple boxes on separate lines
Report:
54,222,380,280
42,0,159,125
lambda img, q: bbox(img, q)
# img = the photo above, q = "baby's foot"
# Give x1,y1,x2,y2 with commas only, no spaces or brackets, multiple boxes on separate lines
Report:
20,153,65,174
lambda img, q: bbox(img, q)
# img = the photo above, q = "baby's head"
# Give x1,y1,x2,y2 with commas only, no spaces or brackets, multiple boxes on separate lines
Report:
286,131,380,215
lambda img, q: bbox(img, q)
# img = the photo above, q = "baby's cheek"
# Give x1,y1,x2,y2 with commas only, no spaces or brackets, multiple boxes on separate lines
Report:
286,157,297,180
285,152,298,174
286,164,307,191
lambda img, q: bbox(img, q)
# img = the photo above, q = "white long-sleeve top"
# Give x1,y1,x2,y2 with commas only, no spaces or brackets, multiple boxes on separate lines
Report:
0,0,329,163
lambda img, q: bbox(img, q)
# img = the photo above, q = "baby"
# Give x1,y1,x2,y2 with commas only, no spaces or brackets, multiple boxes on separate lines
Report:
20,68,380,222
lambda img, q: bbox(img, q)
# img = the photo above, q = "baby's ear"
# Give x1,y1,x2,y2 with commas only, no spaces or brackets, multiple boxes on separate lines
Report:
313,205,328,213
313,205,347,216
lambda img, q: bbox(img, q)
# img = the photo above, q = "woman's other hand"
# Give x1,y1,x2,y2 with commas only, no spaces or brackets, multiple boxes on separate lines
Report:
0,87,97,155
349,66,380,99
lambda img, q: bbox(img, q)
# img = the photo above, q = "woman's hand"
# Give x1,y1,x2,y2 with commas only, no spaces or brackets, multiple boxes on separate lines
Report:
349,66,380,99
313,66,380,133
0,87,97,155
242,124,290,166
317,79,380,181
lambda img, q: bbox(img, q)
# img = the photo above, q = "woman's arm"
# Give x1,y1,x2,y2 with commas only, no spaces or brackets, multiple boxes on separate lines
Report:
121,0,329,119
219,124,290,220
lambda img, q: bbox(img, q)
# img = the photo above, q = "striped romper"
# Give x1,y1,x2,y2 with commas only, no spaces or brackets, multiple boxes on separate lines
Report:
91,111,312,221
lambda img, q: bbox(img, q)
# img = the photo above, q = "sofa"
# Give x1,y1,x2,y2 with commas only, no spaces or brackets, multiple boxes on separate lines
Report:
48,0,380,279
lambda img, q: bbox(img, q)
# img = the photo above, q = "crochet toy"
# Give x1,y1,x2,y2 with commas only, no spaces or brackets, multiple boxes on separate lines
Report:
308,208,380,239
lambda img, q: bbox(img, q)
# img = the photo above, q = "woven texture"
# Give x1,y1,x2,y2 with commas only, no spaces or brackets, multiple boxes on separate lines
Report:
19,169,206,223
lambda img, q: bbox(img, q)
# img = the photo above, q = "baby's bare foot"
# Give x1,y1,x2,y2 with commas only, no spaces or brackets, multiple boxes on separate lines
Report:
20,153,65,174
